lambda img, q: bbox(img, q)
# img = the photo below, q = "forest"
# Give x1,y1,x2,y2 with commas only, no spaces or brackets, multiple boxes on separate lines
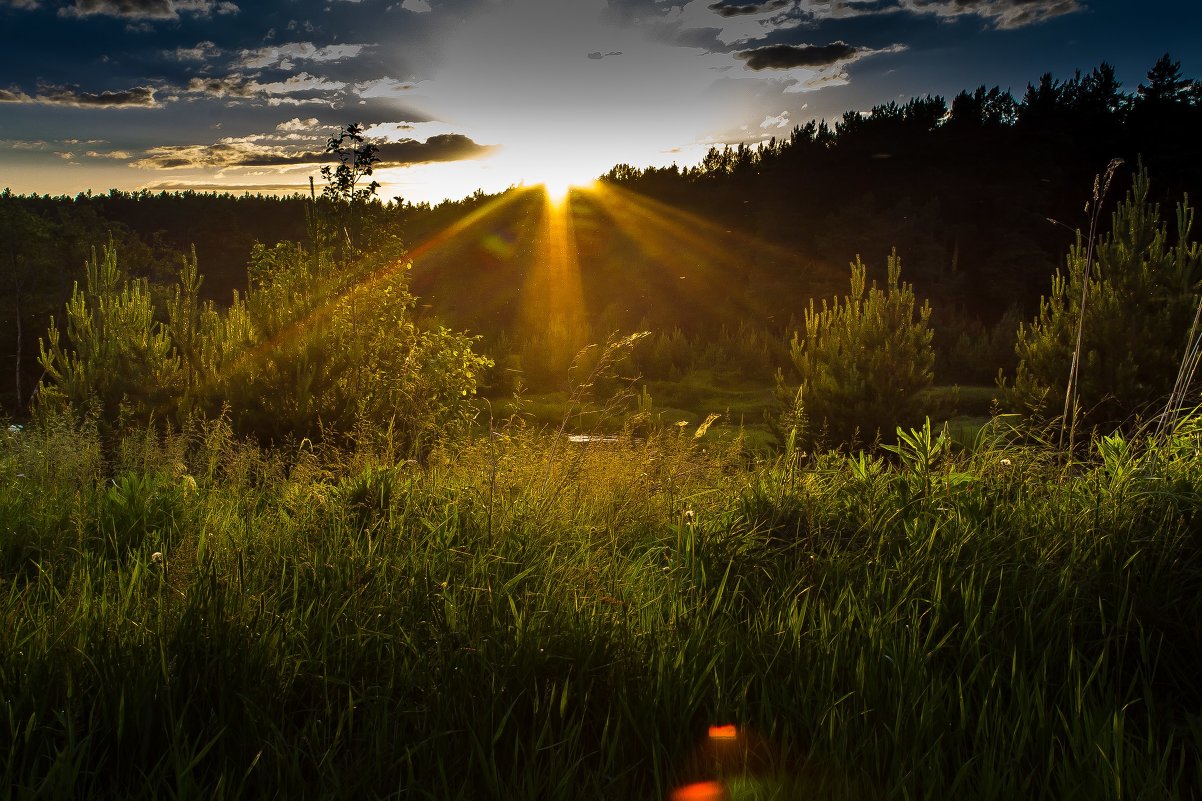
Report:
1,54,1202,800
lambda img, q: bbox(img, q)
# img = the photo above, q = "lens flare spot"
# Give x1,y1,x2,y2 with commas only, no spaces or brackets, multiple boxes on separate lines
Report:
708,724,738,740
671,780,727,801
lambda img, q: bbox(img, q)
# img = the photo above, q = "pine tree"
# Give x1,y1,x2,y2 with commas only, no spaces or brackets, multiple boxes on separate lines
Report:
1006,167,1202,429
787,249,934,447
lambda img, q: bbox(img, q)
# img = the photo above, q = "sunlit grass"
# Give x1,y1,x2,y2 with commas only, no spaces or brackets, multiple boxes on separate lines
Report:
2,413,1200,799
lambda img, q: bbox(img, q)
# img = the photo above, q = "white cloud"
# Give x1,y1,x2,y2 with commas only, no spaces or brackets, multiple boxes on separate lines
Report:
254,72,346,95
401,0,432,12
237,42,367,69
760,110,789,128
276,117,321,132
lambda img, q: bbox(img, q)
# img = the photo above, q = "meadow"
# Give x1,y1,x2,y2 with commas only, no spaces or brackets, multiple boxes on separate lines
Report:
2,408,1200,800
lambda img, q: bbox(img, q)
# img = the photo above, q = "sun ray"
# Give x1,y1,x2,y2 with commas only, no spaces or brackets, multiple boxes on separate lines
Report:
586,181,845,328
515,187,588,364
215,188,536,386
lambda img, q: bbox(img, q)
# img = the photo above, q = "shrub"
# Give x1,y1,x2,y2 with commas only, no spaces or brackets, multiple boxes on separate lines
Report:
786,249,934,447
38,237,490,456
1005,167,1202,429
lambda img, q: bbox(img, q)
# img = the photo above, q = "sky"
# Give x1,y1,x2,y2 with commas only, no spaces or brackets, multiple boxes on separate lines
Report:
1,0,1199,205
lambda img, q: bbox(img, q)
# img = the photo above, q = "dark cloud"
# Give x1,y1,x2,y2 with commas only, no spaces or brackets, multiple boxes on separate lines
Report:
133,133,492,170
659,24,731,53
708,0,789,17
587,51,623,60
793,0,1082,28
166,40,221,61
736,41,860,70
141,181,312,193
57,0,239,20
133,140,320,169
2,84,162,107
181,72,346,104
376,134,494,166
185,75,256,98
0,87,35,103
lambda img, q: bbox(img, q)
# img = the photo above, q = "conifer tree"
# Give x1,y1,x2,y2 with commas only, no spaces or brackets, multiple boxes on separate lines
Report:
1006,167,1202,429
787,249,934,446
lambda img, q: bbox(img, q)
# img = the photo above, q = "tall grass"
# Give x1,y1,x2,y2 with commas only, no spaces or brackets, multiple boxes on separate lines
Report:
1,412,1199,799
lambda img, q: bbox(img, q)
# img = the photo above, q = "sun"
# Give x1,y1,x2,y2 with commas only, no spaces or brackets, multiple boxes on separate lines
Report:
541,175,576,204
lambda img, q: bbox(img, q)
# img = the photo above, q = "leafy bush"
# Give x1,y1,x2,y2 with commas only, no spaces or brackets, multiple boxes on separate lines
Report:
786,249,934,447
38,235,490,456
1005,167,1202,429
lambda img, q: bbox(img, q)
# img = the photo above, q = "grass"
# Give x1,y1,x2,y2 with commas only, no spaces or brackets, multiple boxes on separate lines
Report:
1,412,1200,799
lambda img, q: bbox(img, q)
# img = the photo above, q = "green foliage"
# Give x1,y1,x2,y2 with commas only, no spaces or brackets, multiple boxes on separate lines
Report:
1006,168,1202,428
37,236,489,454
38,243,180,423
3,416,1202,799
787,249,935,447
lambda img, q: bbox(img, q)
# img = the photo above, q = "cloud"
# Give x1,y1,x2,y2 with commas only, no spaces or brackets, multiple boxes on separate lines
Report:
0,84,161,107
84,149,133,159
708,0,789,17
587,50,623,60
58,0,239,20
0,87,35,103
140,180,314,194
186,75,256,98
276,117,320,132
785,0,1081,29
133,141,323,169
736,41,860,69
253,72,346,95
760,110,789,128
899,0,1081,29
184,72,345,102
0,138,49,149
4,0,41,9
400,0,431,11
133,133,492,170
375,134,494,166
354,77,416,99
167,40,220,60
237,42,367,70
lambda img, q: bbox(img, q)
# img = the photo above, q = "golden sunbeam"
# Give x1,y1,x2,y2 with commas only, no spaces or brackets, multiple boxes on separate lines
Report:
515,186,588,360
587,181,843,328
216,188,537,387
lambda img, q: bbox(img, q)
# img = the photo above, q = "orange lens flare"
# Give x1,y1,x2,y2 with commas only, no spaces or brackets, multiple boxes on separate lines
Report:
707,724,738,740
671,781,728,801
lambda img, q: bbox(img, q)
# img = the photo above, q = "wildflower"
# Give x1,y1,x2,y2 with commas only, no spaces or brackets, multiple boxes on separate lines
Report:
151,552,164,565
181,475,198,495
1000,458,1012,467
